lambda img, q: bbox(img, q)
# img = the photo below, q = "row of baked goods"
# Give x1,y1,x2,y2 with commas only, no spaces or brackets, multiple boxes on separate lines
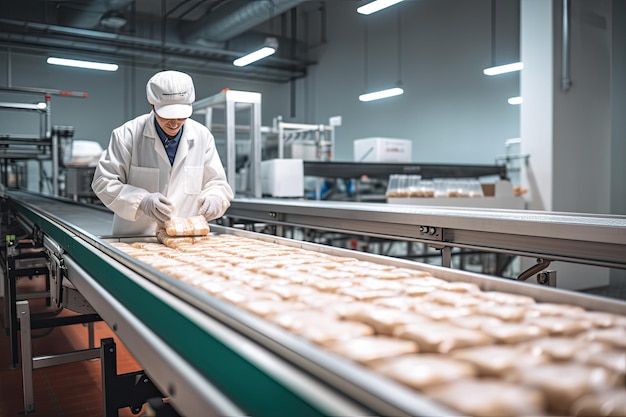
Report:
109,234,626,417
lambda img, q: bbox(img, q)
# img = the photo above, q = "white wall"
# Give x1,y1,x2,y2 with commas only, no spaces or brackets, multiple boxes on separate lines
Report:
520,0,617,290
290,0,522,164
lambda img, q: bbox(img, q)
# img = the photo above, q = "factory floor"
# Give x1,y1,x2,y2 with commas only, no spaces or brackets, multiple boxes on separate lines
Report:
0,277,145,417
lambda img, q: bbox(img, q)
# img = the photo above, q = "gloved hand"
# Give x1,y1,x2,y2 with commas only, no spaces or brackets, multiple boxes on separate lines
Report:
139,193,174,223
198,196,223,220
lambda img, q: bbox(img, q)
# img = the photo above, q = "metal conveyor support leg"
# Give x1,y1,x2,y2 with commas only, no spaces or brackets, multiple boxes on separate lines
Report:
101,338,178,417
17,300,35,414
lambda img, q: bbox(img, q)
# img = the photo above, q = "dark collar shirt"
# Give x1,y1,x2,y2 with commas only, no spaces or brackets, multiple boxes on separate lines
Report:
154,118,183,166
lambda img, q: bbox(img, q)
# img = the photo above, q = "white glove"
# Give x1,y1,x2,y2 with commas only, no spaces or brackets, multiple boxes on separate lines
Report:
139,193,174,223
198,196,223,220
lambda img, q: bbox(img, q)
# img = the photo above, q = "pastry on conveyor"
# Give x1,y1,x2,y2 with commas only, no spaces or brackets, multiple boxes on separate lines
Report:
164,215,210,236
451,344,550,377
519,336,610,361
393,321,492,353
480,322,548,344
371,354,477,390
524,314,592,336
424,378,546,417
327,336,418,365
578,327,626,349
570,389,626,416
342,307,430,335
506,363,623,414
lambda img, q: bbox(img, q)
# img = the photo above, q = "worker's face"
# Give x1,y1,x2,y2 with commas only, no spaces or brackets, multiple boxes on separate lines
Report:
153,109,187,137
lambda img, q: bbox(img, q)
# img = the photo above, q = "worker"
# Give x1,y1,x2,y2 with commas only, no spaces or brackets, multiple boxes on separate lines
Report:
92,70,234,236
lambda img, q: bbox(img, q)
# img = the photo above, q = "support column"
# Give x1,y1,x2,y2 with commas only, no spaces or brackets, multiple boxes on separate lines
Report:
520,0,613,289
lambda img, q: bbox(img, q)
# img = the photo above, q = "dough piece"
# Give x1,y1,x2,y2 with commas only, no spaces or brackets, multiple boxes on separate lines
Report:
308,279,354,292
217,288,281,306
296,293,356,308
159,264,206,280
424,378,546,417
570,389,626,417
338,287,400,301
297,320,375,346
240,300,309,318
342,307,430,335
401,276,448,287
480,322,548,344
575,311,626,328
133,255,185,270
371,354,477,390
525,315,592,336
271,310,340,331
165,216,210,236
451,345,550,377
525,302,586,318
262,283,319,300
579,327,626,349
451,315,502,330
520,336,610,361
412,302,475,321
506,363,623,414
475,303,527,322
326,301,379,318
373,296,422,310
327,336,418,365
439,281,481,293
403,285,437,297
478,291,536,305
359,278,404,291
393,268,433,278
393,322,492,353
424,290,483,307
575,349,626,375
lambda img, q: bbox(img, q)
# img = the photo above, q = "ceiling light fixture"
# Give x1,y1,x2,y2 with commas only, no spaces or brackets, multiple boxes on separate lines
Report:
359,86,404,102
233,37,278,67
359,9,405,102
47,57,118,71
100,11,128,29
508,96,523,105
357,0,404,15
482,0,522,76
484,61,524,76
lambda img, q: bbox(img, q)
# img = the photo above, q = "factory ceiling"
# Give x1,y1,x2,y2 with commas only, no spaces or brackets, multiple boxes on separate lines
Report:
0,0,327,83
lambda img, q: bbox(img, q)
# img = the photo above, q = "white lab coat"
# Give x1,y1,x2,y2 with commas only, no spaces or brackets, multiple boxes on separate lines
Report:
92,112,233,236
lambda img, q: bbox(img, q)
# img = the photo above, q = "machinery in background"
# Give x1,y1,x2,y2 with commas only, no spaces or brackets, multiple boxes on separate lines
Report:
192,90,262,198
0,86,89,197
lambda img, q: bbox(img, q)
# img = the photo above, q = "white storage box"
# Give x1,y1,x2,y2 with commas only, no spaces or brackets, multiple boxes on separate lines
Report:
261,159,304,197
354,138,412,163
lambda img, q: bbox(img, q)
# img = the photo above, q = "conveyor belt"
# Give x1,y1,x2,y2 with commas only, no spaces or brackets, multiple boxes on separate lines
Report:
227,198,626,269
4,190,626,416
6,190,113,236
3,191,456,416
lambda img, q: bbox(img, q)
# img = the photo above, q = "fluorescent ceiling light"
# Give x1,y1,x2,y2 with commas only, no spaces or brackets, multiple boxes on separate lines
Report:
47,57,118,71
508,96,523,105
483,61,524,76
36,102,47,109
358,0,404,15
359,87,404,102
233,47,276,67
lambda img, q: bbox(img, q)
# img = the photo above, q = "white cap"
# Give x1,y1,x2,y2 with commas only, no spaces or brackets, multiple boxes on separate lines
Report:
146,70,195,119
